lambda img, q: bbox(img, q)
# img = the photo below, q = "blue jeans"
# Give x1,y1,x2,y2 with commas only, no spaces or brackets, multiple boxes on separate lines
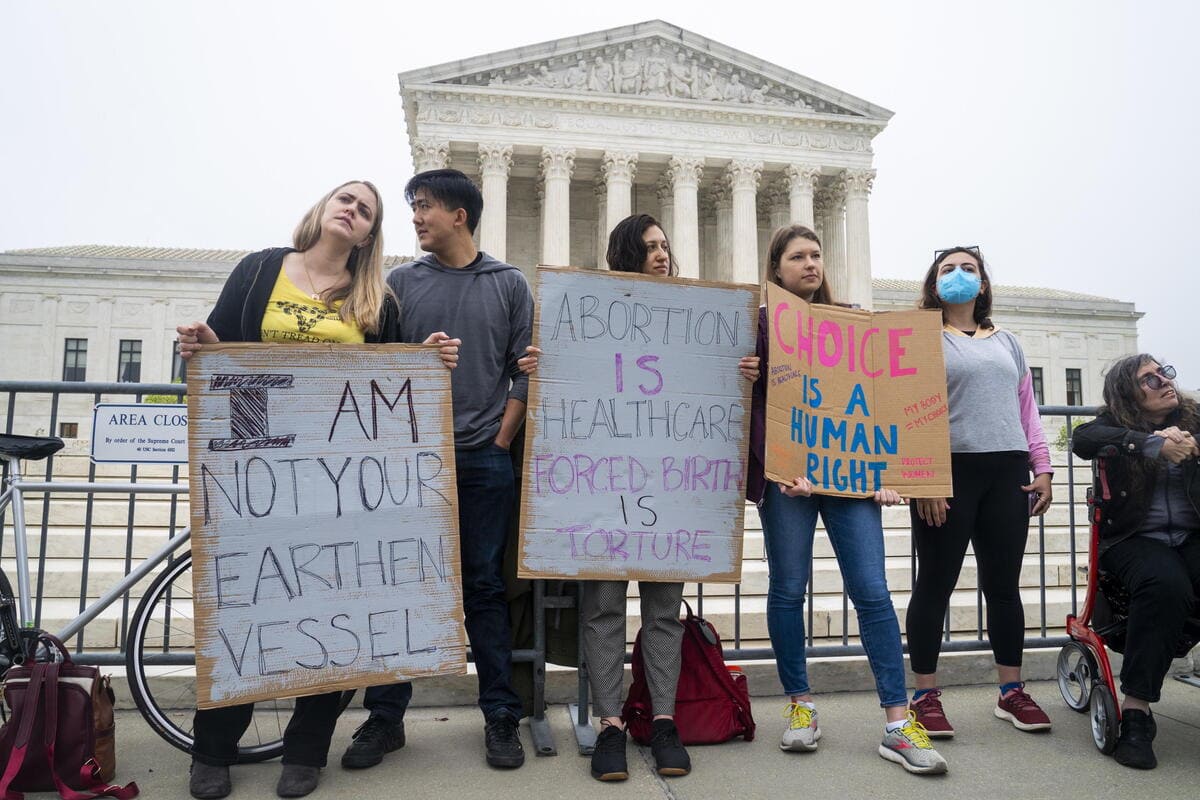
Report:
365,443,523,721
758,483,907,708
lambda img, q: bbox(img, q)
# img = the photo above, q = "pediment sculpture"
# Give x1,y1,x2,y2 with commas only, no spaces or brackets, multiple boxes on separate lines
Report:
450,38,821,112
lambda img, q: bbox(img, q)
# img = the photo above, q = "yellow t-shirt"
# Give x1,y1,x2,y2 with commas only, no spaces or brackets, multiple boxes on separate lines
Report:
259,268,365,344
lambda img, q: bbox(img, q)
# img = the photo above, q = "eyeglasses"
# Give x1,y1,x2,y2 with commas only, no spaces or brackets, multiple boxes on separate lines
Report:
934,245,981,264
1139,364,1177,391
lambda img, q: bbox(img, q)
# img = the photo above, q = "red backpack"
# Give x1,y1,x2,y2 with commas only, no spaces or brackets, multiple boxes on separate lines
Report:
623,601,756,745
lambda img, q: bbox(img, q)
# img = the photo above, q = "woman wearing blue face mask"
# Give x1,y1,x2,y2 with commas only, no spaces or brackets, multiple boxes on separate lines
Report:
904,246,1055,739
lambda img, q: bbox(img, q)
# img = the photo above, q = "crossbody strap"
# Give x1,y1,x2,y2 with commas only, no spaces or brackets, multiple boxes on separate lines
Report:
0,662,49,800
40,664,138,800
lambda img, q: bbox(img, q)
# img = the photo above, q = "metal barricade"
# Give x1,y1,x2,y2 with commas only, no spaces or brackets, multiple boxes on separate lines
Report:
2,380,1100,748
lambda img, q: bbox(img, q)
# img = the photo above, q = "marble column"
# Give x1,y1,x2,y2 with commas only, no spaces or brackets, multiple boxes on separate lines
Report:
699,188,717,281
539,146,575,266
411,138,450,172
726,159,763,285
657,173,676,247
594,177,608,268
713,182,733,283
815,184,847,302
784,163,821,229
477,143,513,261
767,178,790,232
842,168,876,310
602,151,638,237
667,156,703,279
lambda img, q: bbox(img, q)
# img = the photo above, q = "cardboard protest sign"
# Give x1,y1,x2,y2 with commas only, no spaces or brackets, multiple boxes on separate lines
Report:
187,343,465,708
518,267,758,583
764,283,952,498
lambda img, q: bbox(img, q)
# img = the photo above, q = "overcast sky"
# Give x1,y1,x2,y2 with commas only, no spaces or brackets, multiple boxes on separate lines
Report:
2,1,1196,386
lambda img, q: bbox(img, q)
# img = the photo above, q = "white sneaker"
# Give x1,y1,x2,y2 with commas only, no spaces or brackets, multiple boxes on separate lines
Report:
878,711,948,775
780,702,821,752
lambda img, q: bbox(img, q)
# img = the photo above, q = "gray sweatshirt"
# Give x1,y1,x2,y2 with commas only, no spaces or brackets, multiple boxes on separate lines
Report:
386,252,533,449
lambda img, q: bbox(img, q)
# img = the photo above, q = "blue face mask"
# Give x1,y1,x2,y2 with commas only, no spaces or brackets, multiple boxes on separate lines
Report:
936,267,982,304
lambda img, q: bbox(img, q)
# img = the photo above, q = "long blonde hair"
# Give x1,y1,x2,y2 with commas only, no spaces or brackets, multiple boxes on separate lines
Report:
292,180,388,334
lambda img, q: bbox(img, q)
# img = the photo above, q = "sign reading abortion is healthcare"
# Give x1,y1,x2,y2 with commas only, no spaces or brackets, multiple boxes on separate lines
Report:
764,283,952,498
518,267,758,584
187,344,466,708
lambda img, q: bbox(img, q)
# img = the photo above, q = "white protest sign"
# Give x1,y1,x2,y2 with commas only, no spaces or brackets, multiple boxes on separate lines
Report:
187,343,465,708
90,403,189,464
518,267,758,583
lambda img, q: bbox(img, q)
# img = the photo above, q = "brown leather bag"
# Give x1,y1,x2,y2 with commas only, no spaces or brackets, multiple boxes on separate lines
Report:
0,634,138,799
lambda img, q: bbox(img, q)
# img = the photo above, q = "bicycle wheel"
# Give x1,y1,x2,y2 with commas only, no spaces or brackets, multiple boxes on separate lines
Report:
0,568,21,677
124,551,292,762
125,552,356,762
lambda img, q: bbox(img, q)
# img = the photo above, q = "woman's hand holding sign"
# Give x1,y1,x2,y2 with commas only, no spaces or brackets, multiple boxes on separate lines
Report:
915,497,950,527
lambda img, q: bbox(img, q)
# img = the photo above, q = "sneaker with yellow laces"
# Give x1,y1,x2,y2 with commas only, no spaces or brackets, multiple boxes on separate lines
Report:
878,711,948,774
780,702,821,752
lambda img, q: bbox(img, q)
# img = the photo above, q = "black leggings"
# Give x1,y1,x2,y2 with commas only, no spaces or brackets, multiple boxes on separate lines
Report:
192,691,344,767
906,451,1031,674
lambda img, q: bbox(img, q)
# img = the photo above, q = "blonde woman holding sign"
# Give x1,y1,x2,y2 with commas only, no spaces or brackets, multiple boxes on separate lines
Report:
176,180,458,800
748,224,948,774
905,245,1053,738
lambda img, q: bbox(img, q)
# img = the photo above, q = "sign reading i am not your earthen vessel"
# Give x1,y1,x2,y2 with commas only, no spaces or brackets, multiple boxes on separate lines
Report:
187,343,466,708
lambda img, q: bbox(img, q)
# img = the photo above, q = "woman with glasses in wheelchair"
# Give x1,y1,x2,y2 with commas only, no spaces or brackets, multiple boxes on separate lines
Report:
1073,355,1200,769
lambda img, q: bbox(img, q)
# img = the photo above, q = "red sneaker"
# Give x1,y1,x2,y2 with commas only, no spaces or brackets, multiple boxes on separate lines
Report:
994,684,1052,731
909,689,954,738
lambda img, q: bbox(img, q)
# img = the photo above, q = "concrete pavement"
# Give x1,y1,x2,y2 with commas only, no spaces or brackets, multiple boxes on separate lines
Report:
52,676,1200,800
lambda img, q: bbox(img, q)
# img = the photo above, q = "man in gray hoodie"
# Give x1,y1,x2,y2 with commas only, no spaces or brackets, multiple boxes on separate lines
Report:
341,169,533,770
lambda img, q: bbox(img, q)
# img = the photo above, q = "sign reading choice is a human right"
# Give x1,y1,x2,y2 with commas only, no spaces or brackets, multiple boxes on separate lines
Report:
518,267,758,583
764,283,952,498
187,343,466,709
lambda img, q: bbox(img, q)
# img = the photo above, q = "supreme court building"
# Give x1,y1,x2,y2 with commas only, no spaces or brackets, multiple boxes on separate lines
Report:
397,20,885,308
0,20,1143,438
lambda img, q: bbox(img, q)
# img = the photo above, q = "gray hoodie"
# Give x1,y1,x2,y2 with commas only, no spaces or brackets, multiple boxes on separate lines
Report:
386,252,533,449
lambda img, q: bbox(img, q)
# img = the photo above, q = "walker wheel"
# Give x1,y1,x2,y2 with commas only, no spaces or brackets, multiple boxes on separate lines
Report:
1057,641,1096,712
1089,684,1119,754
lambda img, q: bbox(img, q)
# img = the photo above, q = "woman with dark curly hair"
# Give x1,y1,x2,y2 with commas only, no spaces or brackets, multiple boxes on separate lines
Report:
1073,355,1199,769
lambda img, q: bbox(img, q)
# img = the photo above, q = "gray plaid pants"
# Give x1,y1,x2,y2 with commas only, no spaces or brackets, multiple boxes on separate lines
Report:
581,579,685,718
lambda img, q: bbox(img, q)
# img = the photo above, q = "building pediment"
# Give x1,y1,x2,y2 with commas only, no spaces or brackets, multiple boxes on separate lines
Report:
397,20,891,121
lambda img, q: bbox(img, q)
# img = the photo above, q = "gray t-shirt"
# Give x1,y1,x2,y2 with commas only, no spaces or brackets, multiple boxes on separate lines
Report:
942,328,1029,455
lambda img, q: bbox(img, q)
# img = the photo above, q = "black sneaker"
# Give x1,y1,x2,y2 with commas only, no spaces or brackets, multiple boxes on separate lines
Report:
485,712,526,768
590,725,629,781
1113,708,1157,769
650,719,691,777
340,716,406,769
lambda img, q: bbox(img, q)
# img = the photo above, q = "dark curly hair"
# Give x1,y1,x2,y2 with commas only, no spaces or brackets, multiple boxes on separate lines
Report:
1100,354,1199,432
1099,353,1199,497
606,214,677,276
917,246,994,329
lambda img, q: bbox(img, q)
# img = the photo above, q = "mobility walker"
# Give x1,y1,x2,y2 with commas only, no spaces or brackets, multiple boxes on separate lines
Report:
1056,450,1200,753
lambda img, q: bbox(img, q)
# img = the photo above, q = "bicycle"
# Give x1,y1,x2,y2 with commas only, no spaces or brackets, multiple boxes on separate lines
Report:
0,432,350,762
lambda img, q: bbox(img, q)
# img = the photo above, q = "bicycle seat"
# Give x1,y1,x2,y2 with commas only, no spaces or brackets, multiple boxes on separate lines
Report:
0,434,65,461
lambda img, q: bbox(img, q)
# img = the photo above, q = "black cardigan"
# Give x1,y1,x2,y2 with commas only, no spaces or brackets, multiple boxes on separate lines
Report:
206,248,400,343
1072,411,1200,550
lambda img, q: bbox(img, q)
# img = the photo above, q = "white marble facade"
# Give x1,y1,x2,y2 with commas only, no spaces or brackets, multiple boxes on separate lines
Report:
0,248,1141,440
0,22,1145,437
397,20,886,307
